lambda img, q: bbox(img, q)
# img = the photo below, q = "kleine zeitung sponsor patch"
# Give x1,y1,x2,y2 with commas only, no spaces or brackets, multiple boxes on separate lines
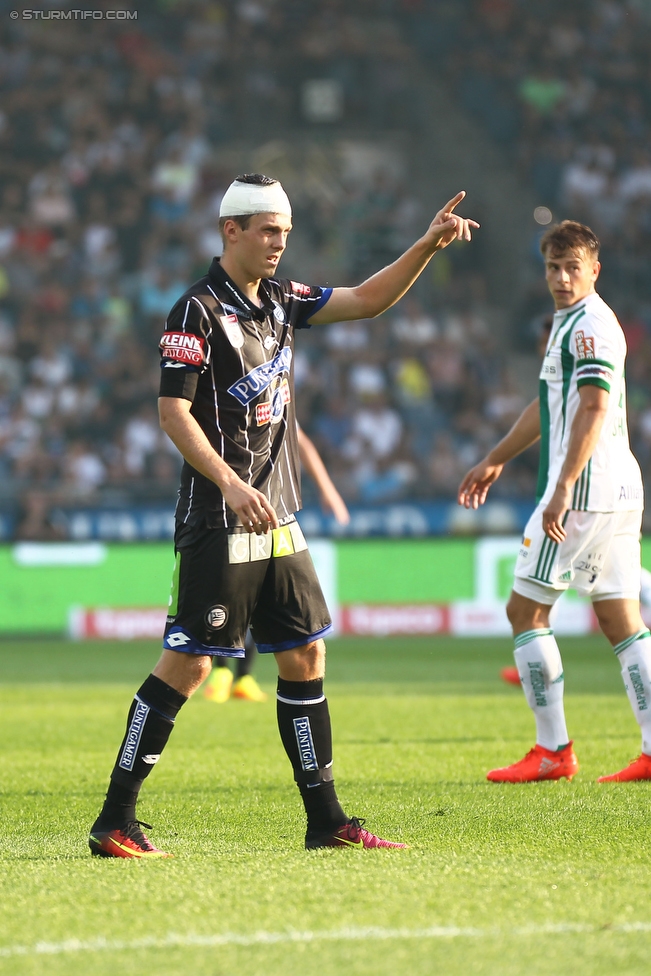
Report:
160,331,206,366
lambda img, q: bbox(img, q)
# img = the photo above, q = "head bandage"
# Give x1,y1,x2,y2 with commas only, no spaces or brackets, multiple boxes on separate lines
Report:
219,180,292,218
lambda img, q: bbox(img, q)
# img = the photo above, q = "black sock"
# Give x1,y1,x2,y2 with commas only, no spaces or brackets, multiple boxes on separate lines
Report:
276,677,347,835
93,674,187,831
236,632,257,680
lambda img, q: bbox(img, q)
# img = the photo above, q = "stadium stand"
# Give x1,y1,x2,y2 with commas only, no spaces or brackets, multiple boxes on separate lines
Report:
0,0,650,537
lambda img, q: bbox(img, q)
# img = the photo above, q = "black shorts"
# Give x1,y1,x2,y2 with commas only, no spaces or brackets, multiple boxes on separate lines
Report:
163,515,332,657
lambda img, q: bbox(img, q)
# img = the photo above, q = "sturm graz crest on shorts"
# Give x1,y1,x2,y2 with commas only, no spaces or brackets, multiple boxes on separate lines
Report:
205,605,228,630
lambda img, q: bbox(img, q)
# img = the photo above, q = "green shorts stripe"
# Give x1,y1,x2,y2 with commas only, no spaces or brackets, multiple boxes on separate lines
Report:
541,536,558,583
533,535,553,581
530,536,558,584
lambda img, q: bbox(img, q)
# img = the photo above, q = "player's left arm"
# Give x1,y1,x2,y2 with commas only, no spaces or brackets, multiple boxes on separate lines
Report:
543,384,610,543
297,426,350,525
308,192,479,325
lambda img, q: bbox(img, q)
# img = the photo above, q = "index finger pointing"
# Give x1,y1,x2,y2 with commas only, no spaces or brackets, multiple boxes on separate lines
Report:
442,190,466,214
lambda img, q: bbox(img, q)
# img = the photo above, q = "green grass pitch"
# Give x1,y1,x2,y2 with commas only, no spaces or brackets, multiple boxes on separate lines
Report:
1,635,650,975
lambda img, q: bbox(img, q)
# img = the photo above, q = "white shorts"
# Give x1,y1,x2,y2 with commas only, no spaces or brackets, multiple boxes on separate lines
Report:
513,505,642,606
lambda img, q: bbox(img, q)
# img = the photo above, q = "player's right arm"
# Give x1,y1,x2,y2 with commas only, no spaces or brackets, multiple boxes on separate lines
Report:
458,398,540,509
158,397,278,533
158,297,277,533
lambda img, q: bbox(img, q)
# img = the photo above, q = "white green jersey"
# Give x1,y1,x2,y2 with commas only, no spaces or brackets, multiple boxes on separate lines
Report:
537,291,643,512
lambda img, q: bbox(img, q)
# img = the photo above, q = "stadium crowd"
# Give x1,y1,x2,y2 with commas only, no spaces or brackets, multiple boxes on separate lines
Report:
0,0,650,536
410,1,651,254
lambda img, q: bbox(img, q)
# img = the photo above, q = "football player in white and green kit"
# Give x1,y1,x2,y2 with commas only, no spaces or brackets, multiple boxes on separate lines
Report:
459,220,651,783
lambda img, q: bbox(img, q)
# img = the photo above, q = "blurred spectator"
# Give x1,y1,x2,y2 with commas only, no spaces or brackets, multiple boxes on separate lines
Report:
63,441,106,498
312,398,353,456
347,394,403,460
140,268,188,318
390,297,439,345
15,491,66,541
519,68,566,116
428,433,465,497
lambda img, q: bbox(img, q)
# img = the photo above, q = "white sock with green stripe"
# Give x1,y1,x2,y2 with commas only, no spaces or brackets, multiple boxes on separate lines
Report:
513,629,569,751
614,630,651,755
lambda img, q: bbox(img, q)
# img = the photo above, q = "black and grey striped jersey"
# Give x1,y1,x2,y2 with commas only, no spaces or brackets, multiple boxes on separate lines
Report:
158,258,331,528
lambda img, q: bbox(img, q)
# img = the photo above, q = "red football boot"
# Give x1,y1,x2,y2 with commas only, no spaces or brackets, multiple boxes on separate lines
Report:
487,741,579,783
597,753,651,782
501,666,521,686
306,817,408,849
89,820,172,858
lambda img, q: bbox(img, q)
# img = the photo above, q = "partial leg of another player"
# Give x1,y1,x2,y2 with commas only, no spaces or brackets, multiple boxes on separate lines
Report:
203,657,233,703
232,631,267,701
592,598,651,782
204,631,267,703
487,590,579,783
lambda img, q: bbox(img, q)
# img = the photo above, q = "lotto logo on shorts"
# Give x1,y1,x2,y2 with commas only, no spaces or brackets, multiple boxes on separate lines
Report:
228,522,308,563
160,332,206,366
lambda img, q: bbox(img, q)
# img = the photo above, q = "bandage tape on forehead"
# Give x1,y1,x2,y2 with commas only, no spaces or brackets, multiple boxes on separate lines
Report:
219,180,292,218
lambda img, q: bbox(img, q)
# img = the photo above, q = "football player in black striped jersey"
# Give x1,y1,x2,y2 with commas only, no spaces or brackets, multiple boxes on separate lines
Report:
89,174,478,857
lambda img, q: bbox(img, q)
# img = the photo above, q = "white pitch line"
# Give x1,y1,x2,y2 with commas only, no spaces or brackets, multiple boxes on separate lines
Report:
1,922,651,958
